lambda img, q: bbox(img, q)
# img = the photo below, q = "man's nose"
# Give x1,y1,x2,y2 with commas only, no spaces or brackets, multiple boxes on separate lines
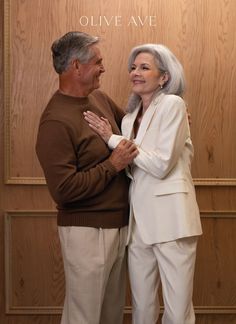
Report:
100,65,105,73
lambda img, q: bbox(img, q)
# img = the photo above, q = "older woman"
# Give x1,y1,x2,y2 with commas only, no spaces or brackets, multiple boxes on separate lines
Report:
84,44,202,324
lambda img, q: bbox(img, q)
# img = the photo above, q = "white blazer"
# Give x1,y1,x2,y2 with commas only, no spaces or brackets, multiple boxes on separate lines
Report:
108,93,202,244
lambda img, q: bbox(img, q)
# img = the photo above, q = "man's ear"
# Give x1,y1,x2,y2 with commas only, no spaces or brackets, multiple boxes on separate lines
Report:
72,59,81,72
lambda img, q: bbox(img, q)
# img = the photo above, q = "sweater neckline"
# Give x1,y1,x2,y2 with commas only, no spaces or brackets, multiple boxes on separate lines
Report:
55,90,90,105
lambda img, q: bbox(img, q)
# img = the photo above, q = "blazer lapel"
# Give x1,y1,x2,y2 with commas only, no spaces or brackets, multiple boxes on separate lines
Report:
123,103,141,139
135,93,164,146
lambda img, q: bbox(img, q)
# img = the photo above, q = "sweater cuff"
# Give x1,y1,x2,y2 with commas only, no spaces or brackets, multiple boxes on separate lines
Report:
103,158,118,176
108,134,125,149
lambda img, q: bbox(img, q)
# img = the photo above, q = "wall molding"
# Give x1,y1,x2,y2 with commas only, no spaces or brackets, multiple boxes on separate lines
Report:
4,210,58,314
4,210,236,314
4,0,12,185
6,178,236,186
193,178,236,186
5,177,46,185
200,210,236,218
124,306,236,315
3,0,46,185
5,306,236,316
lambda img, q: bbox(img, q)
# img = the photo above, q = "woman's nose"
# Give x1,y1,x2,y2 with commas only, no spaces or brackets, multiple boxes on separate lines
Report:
132,67,140,75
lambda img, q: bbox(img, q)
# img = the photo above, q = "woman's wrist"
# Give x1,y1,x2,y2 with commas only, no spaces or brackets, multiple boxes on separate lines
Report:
104,134,112,143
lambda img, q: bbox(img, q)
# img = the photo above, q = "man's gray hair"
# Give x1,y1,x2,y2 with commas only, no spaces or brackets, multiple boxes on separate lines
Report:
51,31,99,74
127,44,186,112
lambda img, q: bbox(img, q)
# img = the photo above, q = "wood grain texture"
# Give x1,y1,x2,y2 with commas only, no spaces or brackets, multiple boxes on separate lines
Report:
194,216,236,307
5,212,64,313
3,0,236,182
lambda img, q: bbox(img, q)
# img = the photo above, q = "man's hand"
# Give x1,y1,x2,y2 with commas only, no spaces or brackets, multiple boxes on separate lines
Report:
109,139,138,172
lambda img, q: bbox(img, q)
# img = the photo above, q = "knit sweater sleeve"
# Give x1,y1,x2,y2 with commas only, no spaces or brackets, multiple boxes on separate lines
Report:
36,120,118,205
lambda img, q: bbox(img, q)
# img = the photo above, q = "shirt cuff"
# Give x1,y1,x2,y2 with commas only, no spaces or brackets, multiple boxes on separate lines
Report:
108,134,125,149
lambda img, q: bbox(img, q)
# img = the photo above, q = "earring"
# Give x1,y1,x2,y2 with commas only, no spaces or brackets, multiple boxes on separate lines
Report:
160,84,163,89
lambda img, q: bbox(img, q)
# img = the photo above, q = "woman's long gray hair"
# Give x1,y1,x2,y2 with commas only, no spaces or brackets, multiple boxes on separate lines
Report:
126,44,185,112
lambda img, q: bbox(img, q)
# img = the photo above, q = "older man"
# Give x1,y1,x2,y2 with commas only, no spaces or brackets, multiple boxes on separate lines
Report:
36,31,137,324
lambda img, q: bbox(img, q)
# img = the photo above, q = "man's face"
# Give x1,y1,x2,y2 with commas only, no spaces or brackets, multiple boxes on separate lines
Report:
79,45,105,93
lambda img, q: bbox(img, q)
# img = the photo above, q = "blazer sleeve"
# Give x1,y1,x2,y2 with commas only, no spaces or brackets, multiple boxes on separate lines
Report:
107,134,126,149
133,97,189,179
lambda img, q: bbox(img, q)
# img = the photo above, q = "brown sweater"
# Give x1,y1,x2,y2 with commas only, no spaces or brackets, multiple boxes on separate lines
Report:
36,90,129,228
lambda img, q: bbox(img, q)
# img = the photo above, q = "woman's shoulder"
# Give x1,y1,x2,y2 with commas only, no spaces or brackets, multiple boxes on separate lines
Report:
158,94,187,120
161,94,186,111
162,93,185,105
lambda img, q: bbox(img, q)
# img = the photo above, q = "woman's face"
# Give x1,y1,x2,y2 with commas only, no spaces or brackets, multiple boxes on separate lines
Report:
129,52,163,97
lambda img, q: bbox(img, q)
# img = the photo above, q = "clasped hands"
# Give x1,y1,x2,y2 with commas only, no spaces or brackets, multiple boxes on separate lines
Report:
83,111,138,172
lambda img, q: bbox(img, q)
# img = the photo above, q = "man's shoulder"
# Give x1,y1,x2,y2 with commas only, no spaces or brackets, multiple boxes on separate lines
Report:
90,89,111,103
90,89,121,113
40,91,78,124
41,91,62,112
43,92,76,118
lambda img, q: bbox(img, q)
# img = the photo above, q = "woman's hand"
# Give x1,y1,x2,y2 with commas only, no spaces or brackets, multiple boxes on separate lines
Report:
83,111,113,143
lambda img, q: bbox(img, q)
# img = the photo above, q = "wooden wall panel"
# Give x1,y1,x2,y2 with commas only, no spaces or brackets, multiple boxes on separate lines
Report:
186,0,236,183
194,213,236,311
4,0,236,184
5,211,64,314
4,211,236,315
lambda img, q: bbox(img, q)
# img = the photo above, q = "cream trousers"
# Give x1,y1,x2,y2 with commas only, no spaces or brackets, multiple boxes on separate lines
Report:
58,225,127,324
128,220,197,324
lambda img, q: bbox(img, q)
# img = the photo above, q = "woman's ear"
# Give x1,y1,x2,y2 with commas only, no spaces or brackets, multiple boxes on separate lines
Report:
160,71,169,87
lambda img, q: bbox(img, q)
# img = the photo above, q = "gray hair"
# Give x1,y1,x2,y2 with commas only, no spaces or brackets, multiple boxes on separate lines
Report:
51,31,99,74
127,44,186,111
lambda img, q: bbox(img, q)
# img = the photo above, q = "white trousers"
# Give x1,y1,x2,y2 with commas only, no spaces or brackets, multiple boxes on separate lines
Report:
128,221,197,324
58,226,127,324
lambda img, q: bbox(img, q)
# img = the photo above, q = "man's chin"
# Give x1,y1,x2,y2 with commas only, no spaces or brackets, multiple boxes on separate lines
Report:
90,80,101,92
94,81,101,89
